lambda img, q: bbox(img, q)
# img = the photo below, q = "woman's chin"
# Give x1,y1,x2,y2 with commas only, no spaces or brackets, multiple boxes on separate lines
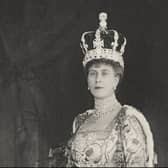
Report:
91,90,113,99
92,93,109,99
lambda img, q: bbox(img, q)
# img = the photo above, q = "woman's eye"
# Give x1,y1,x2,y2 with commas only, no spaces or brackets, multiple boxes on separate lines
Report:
102,71,109,76
89,71,96,76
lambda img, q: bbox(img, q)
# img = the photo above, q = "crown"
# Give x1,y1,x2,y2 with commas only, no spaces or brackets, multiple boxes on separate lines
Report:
80,12,127,68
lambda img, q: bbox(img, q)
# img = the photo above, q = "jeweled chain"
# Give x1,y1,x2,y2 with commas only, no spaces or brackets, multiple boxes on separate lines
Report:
94,96,121,118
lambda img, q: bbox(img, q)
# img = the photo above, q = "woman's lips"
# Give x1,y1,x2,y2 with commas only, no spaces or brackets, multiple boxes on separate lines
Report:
94,86,104,89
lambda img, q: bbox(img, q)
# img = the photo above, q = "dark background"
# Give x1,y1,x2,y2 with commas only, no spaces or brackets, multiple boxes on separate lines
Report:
0,0,167,166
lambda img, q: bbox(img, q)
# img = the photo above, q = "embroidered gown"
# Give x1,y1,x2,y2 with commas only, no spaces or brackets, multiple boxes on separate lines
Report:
65,104,155,167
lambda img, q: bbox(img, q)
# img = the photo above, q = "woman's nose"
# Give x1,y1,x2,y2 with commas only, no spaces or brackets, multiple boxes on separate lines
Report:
96,73,101,83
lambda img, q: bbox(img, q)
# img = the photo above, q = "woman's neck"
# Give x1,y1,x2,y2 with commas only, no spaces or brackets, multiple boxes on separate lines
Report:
94,95,121,118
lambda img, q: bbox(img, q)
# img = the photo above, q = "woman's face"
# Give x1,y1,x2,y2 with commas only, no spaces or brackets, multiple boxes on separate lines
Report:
87,63,119,99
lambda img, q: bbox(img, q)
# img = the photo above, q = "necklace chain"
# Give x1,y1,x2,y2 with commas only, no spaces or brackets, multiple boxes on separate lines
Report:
93,108,113,118
93,97,121,119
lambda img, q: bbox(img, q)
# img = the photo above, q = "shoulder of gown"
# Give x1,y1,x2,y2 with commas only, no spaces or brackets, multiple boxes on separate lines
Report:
123,104,155,167
72,109,94,134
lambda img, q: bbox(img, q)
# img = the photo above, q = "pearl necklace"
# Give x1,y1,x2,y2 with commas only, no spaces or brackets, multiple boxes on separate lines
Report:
93,96,121,119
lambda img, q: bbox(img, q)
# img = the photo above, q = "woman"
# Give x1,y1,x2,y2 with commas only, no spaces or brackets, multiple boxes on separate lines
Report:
49,12,156,167
64,12,156,167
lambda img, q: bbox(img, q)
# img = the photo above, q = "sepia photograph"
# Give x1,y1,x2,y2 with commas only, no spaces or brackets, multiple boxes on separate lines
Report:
0,0,167,167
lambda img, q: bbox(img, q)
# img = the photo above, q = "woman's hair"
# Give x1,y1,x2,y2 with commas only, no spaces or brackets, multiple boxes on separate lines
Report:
84,58,124,82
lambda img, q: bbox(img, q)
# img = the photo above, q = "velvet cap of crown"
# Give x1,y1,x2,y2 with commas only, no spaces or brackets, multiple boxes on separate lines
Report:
80,12,127,68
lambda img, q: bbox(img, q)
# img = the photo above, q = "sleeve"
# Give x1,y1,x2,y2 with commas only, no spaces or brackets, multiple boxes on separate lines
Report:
65,111,92,167
64,117,79,167
64,141,74,167
72,110,93,134
72,115,79,134
123,105,155,167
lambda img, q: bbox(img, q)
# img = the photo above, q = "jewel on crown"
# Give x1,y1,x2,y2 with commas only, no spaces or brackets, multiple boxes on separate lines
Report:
80,12,127,68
